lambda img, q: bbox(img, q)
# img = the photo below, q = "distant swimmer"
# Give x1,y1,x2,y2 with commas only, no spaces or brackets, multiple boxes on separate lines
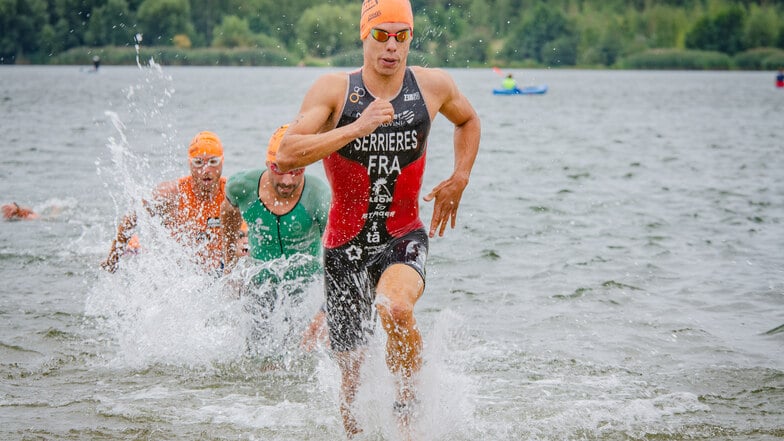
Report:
102,131,228,273
275,0,481,436
2,202,39,221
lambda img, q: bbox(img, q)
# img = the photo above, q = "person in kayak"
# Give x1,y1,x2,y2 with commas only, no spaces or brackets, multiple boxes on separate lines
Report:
102,130,227,273
502,73,518,91
274,0,481,436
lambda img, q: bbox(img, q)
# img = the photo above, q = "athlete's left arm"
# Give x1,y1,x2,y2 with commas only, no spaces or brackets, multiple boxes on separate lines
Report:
220,197,243,273
420,68,481,238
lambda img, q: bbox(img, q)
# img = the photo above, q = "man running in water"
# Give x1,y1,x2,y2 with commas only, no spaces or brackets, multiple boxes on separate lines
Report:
102,131,227,273
275,0,481,437
221,124,330,281
221,124,331,343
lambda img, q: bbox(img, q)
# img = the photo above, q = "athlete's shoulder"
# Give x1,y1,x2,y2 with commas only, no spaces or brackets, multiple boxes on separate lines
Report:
303,174,331,203
302,175,331,225
410,66,455,91
311,71,350,94
227,168,260,182
154,178,181,197
410,66,463,110
305,173,330,191
148,178,183,215
299,71,350,122
410,66,451,84
227,169,262,191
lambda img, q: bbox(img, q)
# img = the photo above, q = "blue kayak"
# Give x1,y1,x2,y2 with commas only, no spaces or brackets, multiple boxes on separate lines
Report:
493,85,548,95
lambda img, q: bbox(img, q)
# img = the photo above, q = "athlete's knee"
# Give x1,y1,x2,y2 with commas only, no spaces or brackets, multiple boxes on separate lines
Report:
376,294,415,329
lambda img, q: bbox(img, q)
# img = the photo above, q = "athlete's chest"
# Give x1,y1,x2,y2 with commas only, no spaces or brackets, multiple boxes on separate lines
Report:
339,100,430,175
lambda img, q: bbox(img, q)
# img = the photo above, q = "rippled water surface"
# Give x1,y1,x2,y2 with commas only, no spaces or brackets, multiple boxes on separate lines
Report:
1,65,783,440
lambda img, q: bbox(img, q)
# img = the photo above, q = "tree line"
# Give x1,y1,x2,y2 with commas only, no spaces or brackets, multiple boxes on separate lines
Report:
2,0,784,68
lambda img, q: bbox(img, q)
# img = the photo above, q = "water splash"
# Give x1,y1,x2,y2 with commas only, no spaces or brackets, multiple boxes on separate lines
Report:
307,309,476,440
87,56,249,369
86,257,248,369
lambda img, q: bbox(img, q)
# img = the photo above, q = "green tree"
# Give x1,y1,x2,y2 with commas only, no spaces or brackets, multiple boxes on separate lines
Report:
85,0,135,46
415,3,469,64
596,26,624,66
643,5,689,48
685,5,747,55
50,0,104,50
778,23,784,49
422,3,467,39
743,5,779,48
541,34,579,66
295,3,360,58
0,0,48,61
239,0,276,35
191,0,238,47
446,28,492,66
503,3,575,63
4,0,784,67
269,0,348,48
490,0,511,35
0,0,20,61
137,0,193,45
212,15,254,48
467,0,491,29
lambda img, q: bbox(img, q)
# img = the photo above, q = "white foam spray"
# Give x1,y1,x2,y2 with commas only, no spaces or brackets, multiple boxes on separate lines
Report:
309,308,477,440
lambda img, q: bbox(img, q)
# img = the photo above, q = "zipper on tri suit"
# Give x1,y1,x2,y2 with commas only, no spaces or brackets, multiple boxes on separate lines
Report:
275,216,283,255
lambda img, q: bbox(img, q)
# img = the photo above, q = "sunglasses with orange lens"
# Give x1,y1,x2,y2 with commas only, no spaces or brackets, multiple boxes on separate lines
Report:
370,28,412,43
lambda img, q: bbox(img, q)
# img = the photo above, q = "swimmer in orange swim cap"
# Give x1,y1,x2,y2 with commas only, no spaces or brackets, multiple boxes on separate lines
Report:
102,131,228,273
2,202,39,221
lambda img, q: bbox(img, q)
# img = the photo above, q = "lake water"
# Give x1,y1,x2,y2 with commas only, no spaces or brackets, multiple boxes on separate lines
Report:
1,64,782,440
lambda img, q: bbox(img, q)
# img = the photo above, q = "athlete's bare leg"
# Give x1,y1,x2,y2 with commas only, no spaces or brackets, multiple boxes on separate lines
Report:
376,263,425,435
336,349,365,438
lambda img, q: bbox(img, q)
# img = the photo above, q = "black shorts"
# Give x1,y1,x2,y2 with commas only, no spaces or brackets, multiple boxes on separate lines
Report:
323,228,428,352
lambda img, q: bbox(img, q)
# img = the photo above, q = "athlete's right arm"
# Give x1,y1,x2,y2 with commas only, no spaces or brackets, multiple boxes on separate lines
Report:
220,197,243,274
276,73,396,172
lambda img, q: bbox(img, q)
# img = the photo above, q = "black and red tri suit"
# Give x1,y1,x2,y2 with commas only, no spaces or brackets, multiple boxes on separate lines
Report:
323,68,431,351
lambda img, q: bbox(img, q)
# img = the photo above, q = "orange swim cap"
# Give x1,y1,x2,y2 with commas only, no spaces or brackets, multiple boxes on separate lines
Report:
360,0,414,40
188,131,224,158
266,124,290,163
